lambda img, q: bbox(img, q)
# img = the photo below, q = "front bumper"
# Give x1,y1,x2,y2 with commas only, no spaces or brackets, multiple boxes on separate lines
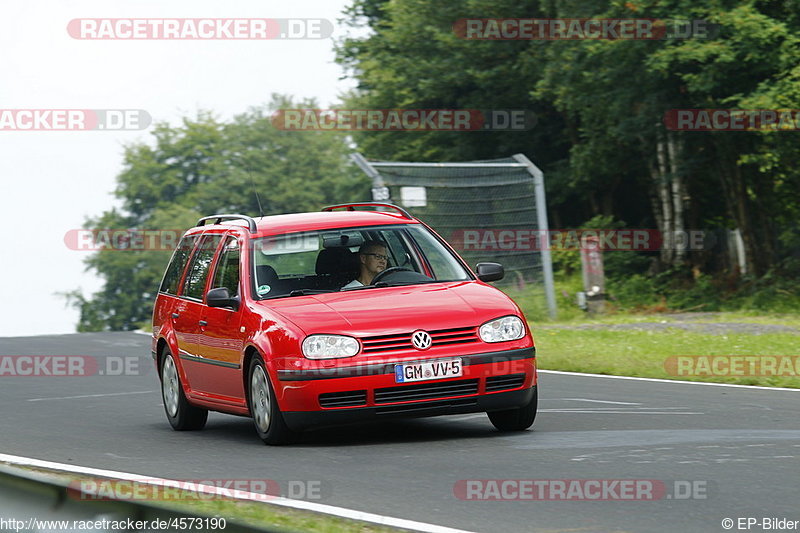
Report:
283,385,536,431
276,346,536,431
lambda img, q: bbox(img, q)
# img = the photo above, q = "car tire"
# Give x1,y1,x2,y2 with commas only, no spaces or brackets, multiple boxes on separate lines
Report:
488,387,538,432
160,348,208,431
248,355,298,445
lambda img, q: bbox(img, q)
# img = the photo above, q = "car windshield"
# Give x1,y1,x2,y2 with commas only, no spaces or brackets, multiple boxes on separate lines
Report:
251,224,471,299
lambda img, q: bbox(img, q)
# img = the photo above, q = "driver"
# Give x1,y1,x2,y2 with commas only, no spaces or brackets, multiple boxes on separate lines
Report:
343,241,388,288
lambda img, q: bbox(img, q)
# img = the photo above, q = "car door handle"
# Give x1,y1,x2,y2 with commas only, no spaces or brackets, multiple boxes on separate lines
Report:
171,313,180,319
198,320,208,327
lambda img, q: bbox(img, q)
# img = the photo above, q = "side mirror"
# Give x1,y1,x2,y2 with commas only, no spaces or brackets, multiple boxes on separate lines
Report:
206,287,240,310
476,262,504,282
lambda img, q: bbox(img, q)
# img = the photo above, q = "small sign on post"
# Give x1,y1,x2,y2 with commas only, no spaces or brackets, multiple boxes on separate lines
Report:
580,236,605,314
400,186,427,207
371,186,390,202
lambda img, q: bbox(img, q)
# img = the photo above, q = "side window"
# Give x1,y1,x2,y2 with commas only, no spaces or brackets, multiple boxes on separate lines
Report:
408,227,469,280
378,229,412,269
160,235,199,294
210,236,240,297
182,234,223,300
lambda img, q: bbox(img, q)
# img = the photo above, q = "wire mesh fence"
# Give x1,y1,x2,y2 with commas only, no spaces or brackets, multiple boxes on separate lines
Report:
352,153,556,317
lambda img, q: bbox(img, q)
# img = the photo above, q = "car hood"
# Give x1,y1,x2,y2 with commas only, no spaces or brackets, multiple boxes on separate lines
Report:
255,281,521,336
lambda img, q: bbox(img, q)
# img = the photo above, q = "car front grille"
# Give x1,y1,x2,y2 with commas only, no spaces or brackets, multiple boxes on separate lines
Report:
375,397,478,415
485,373,526,392
319,390,367,408
360,326,479,354
318,374,526,409
374,378,479,404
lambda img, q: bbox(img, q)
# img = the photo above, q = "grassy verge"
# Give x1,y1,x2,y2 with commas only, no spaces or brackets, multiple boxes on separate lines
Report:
497,272,800,388
533,326,800,388
145,500,400,533
3,464,401,533
500,259,800,322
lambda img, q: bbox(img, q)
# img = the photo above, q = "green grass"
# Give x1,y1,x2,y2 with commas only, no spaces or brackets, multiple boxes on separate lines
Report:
500,263,800,323
496,276,800,388
532,323,800,388
4,465,400,533
145,500,399,533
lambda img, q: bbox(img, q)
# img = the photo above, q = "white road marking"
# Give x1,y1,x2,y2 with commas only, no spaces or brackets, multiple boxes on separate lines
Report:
539,409,703,414
0,453,475,533
544,407,689,410
538,369,800,391
546,398,642,405
448,413,486,421
28,391,155,402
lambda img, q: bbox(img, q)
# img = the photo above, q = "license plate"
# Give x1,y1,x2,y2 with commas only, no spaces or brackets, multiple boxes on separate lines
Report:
394,358,463,383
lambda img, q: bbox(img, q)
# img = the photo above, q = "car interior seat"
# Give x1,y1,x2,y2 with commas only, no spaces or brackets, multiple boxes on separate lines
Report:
255,264,288,297
315,248,359,289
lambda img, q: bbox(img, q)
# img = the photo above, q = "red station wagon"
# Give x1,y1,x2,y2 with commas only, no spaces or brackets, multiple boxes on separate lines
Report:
152,203,538,444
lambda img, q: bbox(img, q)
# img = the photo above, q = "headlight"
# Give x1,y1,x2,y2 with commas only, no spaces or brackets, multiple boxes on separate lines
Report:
302,335,360,359
479,316,525,343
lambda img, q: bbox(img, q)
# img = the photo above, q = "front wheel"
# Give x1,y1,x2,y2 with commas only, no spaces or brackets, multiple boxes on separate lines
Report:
488,387,537,432
160,349,208,431
248,356,299,445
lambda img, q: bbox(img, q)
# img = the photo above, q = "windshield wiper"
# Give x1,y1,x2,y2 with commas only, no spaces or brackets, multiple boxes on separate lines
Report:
381,280,438,287
340,282,388,291
339,280,441,290
287,289,335,296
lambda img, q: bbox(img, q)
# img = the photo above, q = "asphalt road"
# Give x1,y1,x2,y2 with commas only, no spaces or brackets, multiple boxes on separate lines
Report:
1,332,799,533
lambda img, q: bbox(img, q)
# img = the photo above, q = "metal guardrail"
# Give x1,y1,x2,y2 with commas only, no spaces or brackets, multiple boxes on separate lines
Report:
0,465,284,533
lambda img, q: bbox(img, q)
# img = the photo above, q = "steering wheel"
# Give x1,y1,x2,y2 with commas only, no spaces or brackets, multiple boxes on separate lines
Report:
371,266,413,285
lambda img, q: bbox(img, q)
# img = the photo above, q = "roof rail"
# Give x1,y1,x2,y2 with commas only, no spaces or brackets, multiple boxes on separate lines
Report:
321,202,414,220
197,214,258,233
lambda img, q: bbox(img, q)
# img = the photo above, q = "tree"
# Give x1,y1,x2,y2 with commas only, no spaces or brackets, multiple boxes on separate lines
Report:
337,0,570,164
69,95,370,331
338,0,800,276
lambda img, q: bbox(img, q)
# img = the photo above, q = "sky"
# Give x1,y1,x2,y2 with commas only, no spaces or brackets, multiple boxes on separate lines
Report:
0,0,358,336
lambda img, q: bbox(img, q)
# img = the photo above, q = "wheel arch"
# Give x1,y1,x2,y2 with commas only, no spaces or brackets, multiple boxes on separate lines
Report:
242,344,264,410
156,331,180,372
156,337,169,374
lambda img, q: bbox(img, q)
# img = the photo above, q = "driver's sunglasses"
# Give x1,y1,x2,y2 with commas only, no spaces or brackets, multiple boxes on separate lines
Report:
363,252,389,261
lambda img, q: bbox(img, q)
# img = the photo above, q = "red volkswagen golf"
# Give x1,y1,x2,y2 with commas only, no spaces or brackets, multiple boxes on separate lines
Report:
152,203,537,444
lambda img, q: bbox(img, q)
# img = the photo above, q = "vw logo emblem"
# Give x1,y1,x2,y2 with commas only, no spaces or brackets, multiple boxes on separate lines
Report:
411,330,432,350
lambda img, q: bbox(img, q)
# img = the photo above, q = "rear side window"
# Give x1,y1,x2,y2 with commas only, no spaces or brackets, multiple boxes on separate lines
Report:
182,234,223,300
210,236,240,297
160,234,199,294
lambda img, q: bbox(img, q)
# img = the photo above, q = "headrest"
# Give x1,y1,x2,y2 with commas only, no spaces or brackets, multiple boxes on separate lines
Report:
256,264,279,283
315,248,357,276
